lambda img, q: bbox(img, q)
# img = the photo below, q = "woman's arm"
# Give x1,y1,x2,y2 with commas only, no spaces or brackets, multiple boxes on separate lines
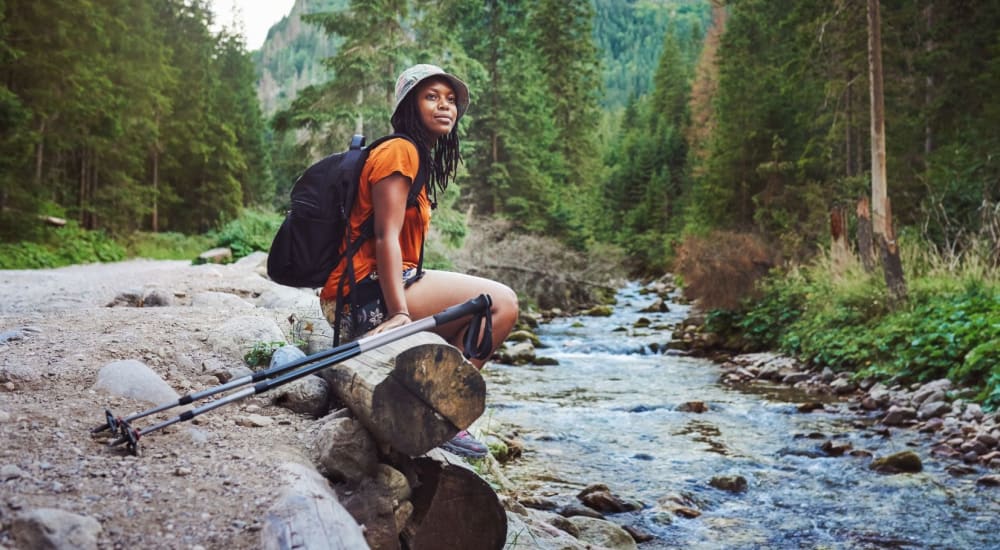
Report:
370,172,412,331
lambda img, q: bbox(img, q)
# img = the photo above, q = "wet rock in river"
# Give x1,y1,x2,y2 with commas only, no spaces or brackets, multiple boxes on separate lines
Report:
709,474,747,493
881,405,917,426
918,400,952,420
870,450,923,474
977,474,1000,486
567,516,638,550
676,400,708,413
577,483,643,513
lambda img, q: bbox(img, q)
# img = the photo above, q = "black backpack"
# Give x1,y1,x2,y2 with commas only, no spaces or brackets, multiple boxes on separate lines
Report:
266,133,428,289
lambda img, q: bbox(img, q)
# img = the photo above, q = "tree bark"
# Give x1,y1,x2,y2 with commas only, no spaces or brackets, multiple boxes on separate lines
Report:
318,332,486,456
868,0,907,303
856,197,876,272
398,449,507,550
830,205,850,275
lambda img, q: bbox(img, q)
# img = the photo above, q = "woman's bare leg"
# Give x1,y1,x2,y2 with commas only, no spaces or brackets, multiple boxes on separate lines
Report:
403,269,519,369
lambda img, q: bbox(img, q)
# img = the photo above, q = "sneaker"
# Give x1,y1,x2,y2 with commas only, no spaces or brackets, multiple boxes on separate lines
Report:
440,430,488,458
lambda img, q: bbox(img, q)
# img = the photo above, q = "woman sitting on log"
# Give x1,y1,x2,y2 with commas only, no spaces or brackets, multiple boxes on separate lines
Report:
319,64,519,458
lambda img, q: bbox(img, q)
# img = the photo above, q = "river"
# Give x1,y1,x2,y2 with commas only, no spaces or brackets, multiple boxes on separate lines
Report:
484,282,1000,549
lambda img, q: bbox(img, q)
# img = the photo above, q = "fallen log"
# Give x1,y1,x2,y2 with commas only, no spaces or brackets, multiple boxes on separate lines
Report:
399,449,507,550
317,332,486,456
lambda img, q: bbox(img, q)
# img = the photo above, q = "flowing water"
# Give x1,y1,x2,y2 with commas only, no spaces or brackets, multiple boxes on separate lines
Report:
484,283,1000,549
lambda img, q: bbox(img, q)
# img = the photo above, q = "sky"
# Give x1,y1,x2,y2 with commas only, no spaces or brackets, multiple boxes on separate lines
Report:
209,0,296,51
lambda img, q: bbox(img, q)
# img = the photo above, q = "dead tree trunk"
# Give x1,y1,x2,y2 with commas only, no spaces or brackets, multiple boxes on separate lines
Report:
830,205,851,276
868,0,908,303
318,332,486,456
398,449,507,550
856,197,876,272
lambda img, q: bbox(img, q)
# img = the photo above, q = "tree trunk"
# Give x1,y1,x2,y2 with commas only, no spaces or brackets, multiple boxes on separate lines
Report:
867,0,907,302
397,449,507,550
856,197,876,272
318,332,486,457
830,205,850,276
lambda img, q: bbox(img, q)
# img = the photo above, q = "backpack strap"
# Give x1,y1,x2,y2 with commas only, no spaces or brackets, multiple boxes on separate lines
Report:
332,133,430,345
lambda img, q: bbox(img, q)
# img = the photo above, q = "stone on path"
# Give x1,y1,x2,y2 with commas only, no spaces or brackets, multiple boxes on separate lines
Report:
93,359,179,406
12,508,102,550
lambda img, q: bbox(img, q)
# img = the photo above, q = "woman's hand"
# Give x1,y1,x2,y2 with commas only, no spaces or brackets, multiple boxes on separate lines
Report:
367,312,412,336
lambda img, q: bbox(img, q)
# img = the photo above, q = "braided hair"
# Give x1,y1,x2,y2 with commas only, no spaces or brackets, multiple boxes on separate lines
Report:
390,79,462,204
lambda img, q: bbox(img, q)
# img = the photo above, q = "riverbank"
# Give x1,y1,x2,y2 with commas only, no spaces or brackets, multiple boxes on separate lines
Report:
671,310,1000,485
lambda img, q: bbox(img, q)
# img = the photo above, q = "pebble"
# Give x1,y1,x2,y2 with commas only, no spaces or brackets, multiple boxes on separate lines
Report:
2,464,24,480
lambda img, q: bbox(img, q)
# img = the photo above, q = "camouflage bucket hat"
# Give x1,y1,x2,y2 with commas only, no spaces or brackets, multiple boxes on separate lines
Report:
392,64,470,121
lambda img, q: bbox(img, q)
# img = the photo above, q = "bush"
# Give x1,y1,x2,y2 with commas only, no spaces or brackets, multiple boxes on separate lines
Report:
0,222,124,269
211,209,283,260
673,230,777,310
124,231,214,260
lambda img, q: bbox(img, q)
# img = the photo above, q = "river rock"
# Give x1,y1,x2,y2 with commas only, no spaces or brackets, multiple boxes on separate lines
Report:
497,341,536,365
881,405,917,426
708,475,747,493
567,516,638,550
676,401,708,413
870,450,923,474
830,377,857,395
507,329,542,347
504,509,590,550
918,400,951,420
11,508,102,550
577,484,643,513
978,474,1000,486
93,359,180,406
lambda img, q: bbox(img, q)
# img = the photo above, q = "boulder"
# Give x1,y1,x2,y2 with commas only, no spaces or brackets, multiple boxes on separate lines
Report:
93,359,179,406
12,508,102,550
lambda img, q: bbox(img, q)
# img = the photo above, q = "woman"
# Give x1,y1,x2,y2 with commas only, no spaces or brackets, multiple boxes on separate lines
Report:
319,64,519,457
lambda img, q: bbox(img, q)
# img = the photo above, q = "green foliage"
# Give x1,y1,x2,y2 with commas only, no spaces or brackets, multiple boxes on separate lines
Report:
124,231,214,260
721,244,1000,407
211,209,284,260
0,222,125,269
243,340,288,369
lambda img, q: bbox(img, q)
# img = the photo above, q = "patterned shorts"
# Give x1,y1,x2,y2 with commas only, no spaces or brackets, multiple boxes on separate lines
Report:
320,268,420,344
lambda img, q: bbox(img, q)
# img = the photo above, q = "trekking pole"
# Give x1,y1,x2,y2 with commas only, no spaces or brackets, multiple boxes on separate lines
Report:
104,294,493,455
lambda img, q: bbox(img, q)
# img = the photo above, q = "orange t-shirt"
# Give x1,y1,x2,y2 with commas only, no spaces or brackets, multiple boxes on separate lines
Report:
320,138,431,301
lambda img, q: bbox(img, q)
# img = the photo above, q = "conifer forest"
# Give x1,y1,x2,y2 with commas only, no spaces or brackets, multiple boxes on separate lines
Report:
3,0,997,269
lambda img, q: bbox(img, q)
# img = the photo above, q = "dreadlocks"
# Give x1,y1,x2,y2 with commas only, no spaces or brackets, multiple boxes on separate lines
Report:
390,86,462,204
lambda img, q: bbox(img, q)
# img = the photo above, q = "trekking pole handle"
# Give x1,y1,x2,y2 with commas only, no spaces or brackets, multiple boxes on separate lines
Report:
433,293,492,326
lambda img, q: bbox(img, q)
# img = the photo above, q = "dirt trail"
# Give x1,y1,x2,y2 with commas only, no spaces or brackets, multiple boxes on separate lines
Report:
0,257,318,549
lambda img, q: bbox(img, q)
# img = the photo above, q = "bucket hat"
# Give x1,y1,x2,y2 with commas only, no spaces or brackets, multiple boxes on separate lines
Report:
392,64,470,121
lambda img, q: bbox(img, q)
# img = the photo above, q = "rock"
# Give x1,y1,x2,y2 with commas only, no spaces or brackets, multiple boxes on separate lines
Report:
582,305,614,317
830,377,857,395
676,401,707,413
881,406,917,426
272,376,331,417
106,290,143,307
708,475,747,493
870,451,923,474
577,484,643,513
375,464,411,503
782,372,811,384
197,247,233,264
496,341,536,365
963,404,985,422
2,464,25,480
506,330,542,347
912,389,946,407
797,402,825,413
672,506,701,518
141,288,173,307
820,440,853,457
0,409,10,423
633,317,651,329
867,383,892,405
306,416,378,484
639,299,669,313
260,462,367,550
93,359,180,406
236,414,274,428
11,508,102,550
976,432,999,448
190,291,255,310
504,510,590,550
566,516,638,550
558,503,605,519
519,495,560,511
918,400,951,420
206,316,285,364
977,474,1000,487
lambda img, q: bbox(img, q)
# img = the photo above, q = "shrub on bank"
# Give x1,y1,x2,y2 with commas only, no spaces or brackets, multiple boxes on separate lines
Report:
0,222,125,269
705,242,1000,410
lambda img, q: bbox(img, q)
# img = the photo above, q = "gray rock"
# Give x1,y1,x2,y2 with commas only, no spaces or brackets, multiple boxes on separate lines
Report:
567,516,638,550
260,462,367,550
93,360,179,406
870,450,923,474
191,291,254,310
881,405,917,426
782,372,812,384
375,464,411,503
2,464,25,480
272,376,331,418
497,341,536,365
12,508,102,550
505,509,589,550
206,316,285,363
918,400,952,420
197,247,232,264
963,404,985,422
830,377,857,395
912,389,946,407
141,288,173,307
307,416,378,484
